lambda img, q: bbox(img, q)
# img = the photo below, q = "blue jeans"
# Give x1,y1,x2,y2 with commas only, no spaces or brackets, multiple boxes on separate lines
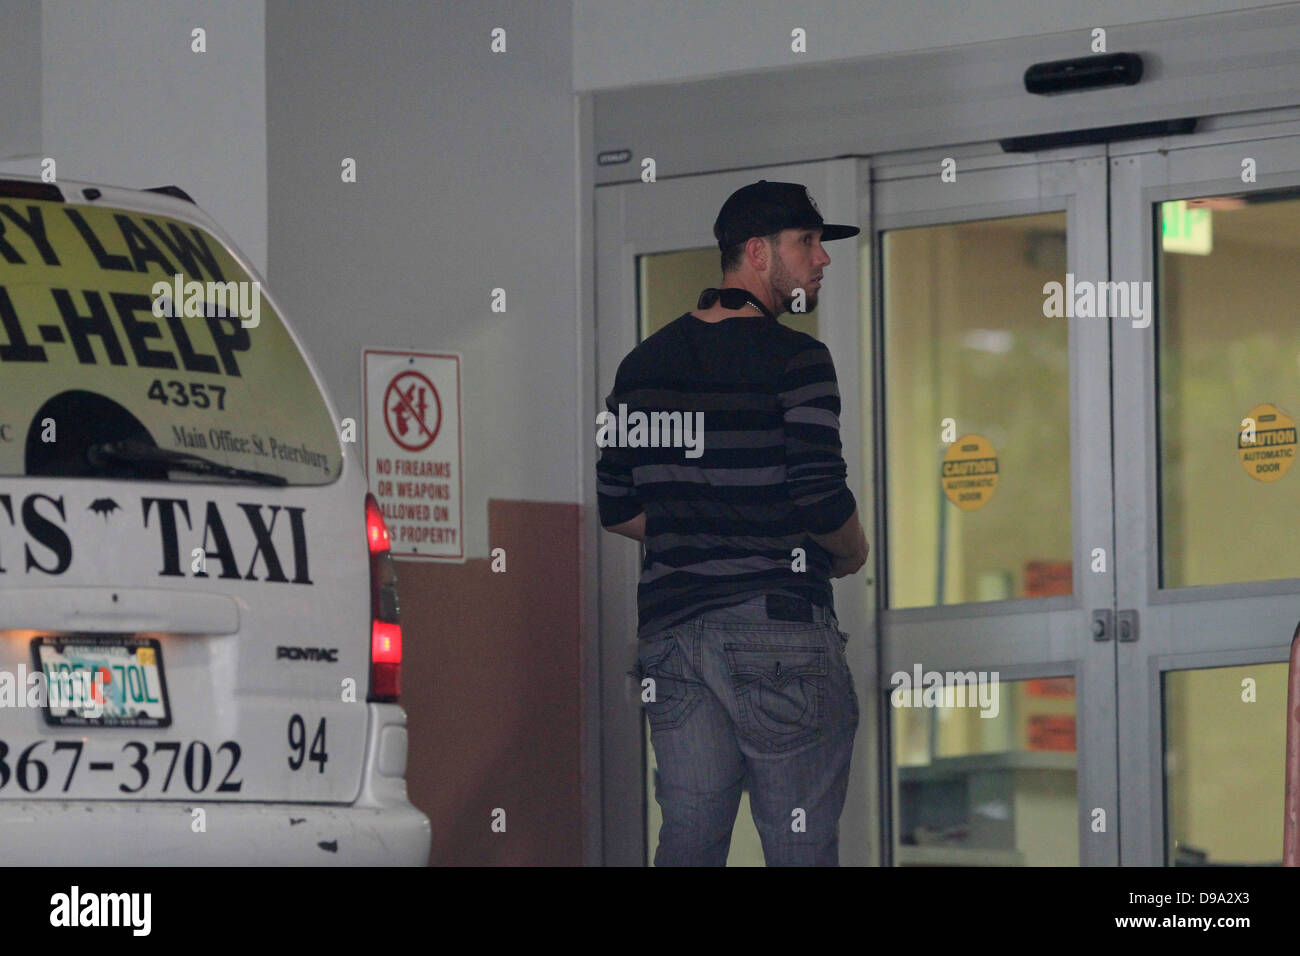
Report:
635,594,859,866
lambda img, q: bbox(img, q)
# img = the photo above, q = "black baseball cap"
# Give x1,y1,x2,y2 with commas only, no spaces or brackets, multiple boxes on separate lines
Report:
713,180,860,249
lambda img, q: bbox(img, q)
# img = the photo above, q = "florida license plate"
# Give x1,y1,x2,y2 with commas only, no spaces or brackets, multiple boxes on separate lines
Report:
31,636,171,727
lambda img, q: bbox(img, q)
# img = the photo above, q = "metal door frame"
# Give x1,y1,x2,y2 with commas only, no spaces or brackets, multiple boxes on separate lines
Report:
870,142,1118,865
1109,110,1300,866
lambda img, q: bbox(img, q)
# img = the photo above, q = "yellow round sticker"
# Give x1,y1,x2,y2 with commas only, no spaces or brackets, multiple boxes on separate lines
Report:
1238,403,1296,482
942,435,999,511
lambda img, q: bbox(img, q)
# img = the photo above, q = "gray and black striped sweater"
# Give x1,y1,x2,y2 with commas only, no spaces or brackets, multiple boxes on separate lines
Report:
597,310,857,640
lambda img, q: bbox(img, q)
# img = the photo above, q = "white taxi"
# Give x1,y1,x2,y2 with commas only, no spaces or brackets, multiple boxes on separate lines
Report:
0,176,430,864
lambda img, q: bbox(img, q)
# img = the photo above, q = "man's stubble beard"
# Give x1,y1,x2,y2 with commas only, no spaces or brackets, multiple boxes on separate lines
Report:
768,250,818,316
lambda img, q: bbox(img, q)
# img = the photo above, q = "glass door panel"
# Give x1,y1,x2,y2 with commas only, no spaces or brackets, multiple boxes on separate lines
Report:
874,149,1116,866
1157,190,1300,590
1111,122,1300,866
1163,663,1288,865
894,675,1079,865
884,213,1071,610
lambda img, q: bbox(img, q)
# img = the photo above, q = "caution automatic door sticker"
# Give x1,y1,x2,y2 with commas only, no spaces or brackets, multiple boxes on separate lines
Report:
1238,403,1296,482
942,434,999,511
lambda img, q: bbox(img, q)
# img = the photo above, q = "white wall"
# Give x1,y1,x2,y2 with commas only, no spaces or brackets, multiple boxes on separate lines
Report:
266,0,579,556
574,0,1280,91
40,0,267,272
0,0,42,163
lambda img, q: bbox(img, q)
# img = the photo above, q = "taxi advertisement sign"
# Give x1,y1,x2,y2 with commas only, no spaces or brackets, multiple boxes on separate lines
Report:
0,196,339,484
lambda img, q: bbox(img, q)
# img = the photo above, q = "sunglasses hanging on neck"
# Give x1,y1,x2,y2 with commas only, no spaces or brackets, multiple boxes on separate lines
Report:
697,287,777,321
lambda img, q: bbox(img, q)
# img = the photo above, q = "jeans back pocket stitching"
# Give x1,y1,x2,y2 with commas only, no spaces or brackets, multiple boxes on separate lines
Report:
638,638,698,732
724,645,827,752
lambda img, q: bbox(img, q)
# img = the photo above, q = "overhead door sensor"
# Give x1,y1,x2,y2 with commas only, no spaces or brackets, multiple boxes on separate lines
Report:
1024,53,1144,94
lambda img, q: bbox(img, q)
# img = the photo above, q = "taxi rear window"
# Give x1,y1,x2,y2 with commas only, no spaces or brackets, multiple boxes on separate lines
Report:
0,196,340,485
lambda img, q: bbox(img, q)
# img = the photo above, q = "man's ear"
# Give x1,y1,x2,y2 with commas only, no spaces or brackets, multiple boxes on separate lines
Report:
746,235,771,272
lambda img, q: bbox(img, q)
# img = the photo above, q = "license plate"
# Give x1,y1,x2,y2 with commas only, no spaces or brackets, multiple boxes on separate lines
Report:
31,636,171,727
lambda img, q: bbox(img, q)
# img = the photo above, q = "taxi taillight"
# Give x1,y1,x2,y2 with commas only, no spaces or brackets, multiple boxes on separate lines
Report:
365,494,402,702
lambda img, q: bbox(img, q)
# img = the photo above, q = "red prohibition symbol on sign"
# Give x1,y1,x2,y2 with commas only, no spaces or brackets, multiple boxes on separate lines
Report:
383,370,442,452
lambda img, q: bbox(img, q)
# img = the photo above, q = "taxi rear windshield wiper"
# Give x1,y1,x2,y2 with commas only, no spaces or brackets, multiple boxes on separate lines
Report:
87,439,288,486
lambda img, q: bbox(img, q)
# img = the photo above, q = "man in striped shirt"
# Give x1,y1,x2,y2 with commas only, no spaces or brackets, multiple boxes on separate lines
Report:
597,181,868,866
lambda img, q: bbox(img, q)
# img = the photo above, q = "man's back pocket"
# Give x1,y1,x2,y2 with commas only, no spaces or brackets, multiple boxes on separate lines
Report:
723,643,827,753
635,633,700,732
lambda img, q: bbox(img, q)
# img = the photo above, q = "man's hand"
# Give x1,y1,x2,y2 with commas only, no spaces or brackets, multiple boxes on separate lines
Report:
829,534,868,578
604,511,646,542
811,511,868,578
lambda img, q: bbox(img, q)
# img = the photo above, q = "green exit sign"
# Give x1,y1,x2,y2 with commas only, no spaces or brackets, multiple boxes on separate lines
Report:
1161,200,1213,255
